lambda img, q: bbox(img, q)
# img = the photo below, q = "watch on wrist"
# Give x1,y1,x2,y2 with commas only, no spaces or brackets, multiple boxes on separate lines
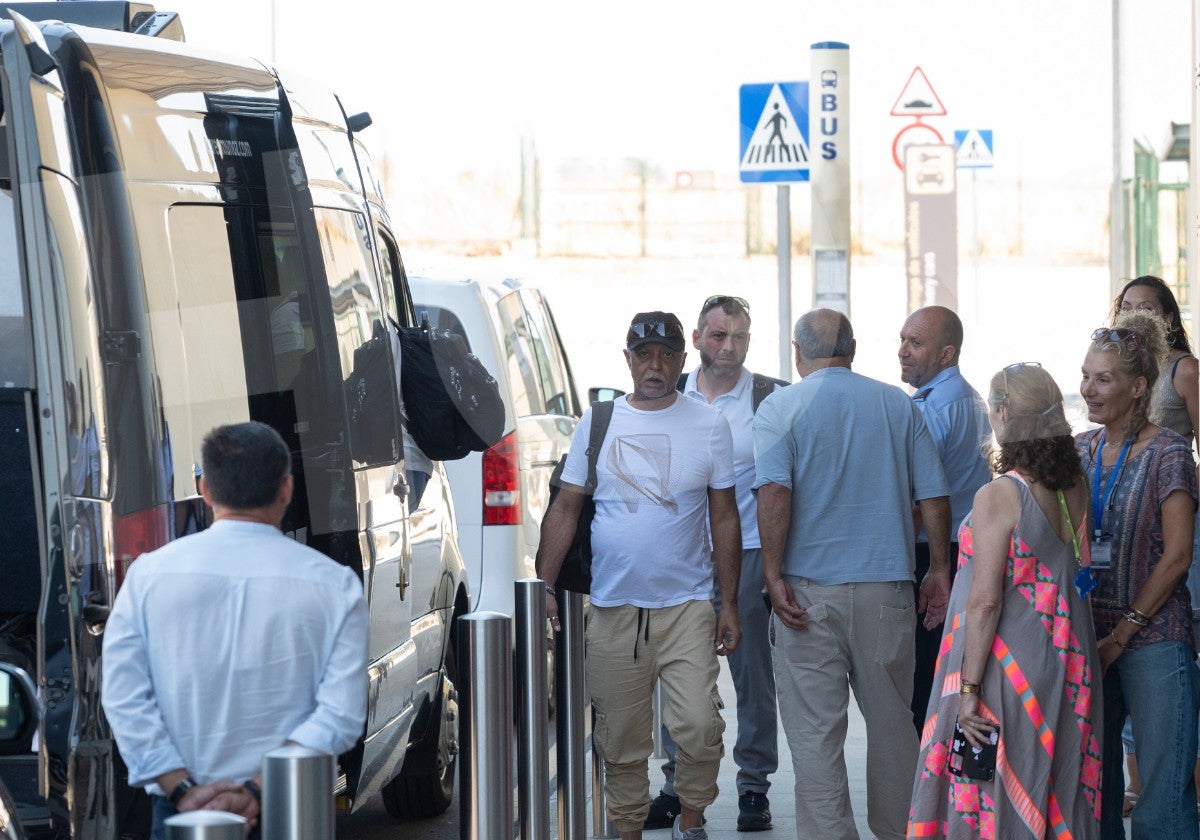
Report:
243,778,262,806
169,775,198,806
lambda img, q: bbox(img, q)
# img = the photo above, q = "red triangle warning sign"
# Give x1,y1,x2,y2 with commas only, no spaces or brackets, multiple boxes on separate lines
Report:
890,66,947,117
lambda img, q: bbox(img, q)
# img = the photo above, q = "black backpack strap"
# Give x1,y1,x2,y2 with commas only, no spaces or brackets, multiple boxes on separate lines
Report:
751,372,788,413
676,372,689,393
584,400,615,493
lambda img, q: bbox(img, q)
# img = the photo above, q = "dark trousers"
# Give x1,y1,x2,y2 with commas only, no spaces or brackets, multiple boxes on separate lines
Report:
910,541,958,733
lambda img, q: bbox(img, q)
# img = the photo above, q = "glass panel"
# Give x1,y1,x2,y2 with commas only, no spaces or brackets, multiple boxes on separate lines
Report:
0,669,27,741
519,290,573,416
313,208,400,467
495,292,544,416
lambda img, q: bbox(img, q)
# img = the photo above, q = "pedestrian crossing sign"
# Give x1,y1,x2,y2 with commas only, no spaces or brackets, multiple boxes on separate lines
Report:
739,82,810,183
954,129,994,169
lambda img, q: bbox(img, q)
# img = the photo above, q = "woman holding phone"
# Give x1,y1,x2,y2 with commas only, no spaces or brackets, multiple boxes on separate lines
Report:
908,363,1100,839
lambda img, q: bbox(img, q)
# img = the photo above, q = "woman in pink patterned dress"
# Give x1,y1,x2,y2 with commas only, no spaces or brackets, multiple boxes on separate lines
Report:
908,363,1101,839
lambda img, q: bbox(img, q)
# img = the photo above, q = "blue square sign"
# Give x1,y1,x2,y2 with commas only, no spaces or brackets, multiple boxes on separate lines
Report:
739,82,810,183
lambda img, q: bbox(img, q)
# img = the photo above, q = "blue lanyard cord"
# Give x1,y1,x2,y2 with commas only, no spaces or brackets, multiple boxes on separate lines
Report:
1092,433,1133,535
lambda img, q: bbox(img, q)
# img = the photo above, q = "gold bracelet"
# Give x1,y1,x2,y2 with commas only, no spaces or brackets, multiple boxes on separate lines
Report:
1111,634,1126,649
960,680,981,695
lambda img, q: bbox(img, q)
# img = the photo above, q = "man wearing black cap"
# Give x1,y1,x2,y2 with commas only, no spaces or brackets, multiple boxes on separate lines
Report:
538,311,742,840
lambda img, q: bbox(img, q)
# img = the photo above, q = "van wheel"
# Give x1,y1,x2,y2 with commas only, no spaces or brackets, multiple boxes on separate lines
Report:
381,645,458,819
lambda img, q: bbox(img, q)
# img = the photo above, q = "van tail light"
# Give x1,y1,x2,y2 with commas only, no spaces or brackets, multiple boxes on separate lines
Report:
113,505,172,589
482,432,521,526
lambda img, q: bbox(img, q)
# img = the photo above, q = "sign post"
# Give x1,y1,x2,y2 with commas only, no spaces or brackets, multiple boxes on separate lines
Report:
954,129,994,316
740,81,810,379
903,144,958,312
810,42,850,315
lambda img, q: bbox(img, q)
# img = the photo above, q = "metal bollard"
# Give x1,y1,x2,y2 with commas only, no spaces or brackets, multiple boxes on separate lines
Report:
651,680,666,759
515,580,551,840
262,744,333,840
554,590,587,840
458,612,513,840
590,707,617,838
164,811,245,840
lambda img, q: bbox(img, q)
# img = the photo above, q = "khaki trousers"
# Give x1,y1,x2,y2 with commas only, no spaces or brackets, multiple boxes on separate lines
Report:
587,600,726,833
772,578,917,840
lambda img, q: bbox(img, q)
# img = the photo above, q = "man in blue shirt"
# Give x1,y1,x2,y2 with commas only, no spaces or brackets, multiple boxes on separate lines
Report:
754,309,951,840
898,306,992,732
102,422,368,839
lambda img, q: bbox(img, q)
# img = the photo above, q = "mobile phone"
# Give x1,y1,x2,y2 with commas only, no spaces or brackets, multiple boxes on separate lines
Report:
950,722,999,781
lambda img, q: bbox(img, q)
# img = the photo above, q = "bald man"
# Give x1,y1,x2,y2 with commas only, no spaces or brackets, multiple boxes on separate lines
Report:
754,309,951,840
898,306,992,733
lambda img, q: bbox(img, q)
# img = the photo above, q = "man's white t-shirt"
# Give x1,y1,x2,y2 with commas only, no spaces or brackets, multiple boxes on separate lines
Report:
561,394,735,608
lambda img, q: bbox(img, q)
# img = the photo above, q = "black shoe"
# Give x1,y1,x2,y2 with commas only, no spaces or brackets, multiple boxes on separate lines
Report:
737,792,772,832
644,792,681,830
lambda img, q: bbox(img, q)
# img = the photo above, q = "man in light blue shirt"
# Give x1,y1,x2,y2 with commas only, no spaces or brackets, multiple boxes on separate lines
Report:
754,309,951,840
898,305,992,732
102,422,368,838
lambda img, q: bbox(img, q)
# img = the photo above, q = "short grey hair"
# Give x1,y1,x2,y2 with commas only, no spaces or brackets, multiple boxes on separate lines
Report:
793,309,853,359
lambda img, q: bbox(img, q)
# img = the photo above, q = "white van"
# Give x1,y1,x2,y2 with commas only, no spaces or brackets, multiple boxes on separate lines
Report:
409,277,582,622
0,4,467,836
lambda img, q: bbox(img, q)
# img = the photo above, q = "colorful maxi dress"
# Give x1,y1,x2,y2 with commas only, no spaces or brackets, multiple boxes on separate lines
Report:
907,474,1103,839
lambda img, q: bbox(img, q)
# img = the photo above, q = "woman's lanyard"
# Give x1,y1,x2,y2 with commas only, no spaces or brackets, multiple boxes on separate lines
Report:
1091,433,1132,538
1059,488,1095,598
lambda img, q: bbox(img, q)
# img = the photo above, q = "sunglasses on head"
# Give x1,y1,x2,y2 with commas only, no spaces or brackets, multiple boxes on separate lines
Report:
702,295,750,315
1092,327,1142,347
996,362,1043,405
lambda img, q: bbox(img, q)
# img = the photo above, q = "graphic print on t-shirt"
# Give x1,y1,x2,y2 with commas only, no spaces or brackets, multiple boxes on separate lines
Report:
607,434,680,513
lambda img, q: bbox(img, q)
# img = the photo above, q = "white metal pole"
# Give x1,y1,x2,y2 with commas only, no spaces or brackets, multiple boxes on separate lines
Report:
778,184,791,380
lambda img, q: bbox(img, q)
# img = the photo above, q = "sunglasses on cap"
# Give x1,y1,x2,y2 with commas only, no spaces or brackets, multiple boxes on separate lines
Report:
701,295,750,315
628,319,683,340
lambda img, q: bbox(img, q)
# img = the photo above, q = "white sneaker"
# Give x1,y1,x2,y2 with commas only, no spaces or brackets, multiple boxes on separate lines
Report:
672,815,708,840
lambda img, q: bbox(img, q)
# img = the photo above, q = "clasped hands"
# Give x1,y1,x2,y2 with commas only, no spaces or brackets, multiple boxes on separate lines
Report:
177,781,260,835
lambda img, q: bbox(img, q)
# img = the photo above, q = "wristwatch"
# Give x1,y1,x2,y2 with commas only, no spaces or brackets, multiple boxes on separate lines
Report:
169,776,198,806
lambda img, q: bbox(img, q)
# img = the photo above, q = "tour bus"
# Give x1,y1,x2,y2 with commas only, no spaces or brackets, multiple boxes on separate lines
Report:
0,3,468,836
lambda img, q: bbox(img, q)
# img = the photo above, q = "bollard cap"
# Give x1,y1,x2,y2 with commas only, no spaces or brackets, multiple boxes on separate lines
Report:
165,810,245,840
264,744,329,760
459,611,511,623
165,812,247,826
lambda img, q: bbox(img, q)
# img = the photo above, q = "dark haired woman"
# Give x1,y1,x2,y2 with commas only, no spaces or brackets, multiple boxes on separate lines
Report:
909,363,1100,839
1113,276,1198,447
1078,312,1199,838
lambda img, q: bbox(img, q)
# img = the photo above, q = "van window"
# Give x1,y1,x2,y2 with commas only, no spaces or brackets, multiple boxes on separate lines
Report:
519,289,575,417
0,175,31,389
312,208,401,466
376,228,415,328
496,292,545,416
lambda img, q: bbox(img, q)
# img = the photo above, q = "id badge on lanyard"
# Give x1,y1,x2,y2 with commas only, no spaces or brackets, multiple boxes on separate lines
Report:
1090,434,1132,572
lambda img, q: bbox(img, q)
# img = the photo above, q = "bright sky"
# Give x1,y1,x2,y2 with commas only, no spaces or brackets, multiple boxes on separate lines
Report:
167,0,1193,188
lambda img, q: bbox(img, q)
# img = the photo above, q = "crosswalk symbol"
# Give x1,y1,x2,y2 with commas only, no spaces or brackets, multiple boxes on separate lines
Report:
953,129,994,169
739,82,810,183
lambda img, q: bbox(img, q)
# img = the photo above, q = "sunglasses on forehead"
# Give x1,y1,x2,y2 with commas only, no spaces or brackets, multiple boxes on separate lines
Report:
702,295,750,314
628,319,681,339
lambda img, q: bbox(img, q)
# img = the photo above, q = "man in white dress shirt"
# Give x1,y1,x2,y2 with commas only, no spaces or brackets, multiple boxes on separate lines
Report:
102,421,368,838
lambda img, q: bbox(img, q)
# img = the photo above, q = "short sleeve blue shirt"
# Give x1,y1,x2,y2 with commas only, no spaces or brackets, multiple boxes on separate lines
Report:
752,367,948,584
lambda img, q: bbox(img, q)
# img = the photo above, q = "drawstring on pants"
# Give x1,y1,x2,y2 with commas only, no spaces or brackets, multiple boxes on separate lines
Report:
633,607,651,660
